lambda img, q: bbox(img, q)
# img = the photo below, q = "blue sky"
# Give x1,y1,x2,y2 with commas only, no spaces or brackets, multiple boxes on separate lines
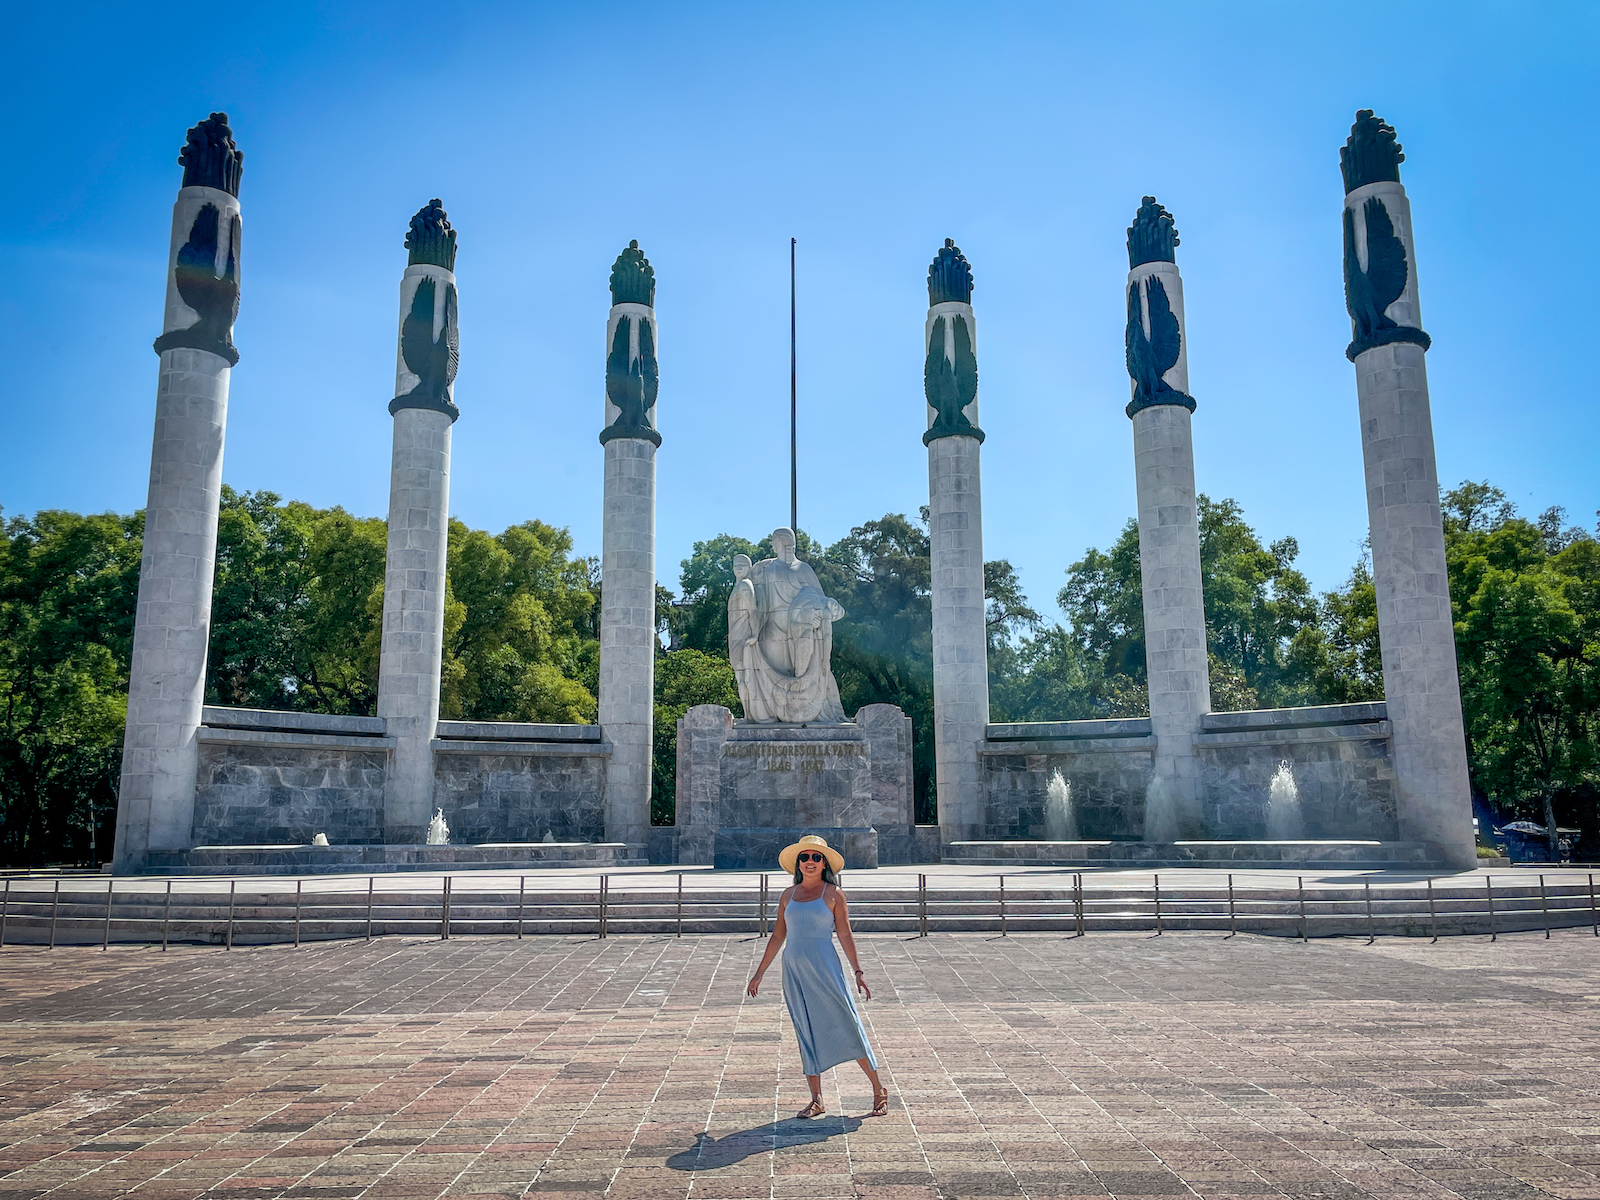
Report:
4,2,1597,619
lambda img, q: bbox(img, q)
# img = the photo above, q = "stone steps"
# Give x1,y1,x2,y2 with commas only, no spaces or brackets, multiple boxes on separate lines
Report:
143,842,645,874
945,840,1442,868
1,879,1594,943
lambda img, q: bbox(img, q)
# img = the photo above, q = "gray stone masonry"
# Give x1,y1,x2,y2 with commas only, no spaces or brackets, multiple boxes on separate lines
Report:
183,707,616,853
1348,179,1475,870
928,431,988,844
377,405,453,843
598,436,656,853
1129,259,1210,838
674,705,913,869
857,703,917,862
115,183,242,874
979,702,1402,848
432,744,608,844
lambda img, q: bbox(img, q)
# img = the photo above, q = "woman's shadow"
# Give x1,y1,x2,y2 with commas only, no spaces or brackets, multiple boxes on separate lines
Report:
666,1115,863,1171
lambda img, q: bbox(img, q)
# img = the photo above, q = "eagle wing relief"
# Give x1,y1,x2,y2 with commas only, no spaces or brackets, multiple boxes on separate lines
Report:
441,282,459,393
922,313,985,444
638,316,658,422
158,201,240,362
1343,193,1427,360
1124,274,1194,416
1360,196,1408,321
400,276,438,391
951,314,977,420
390,275,459,416
1144,276,1181,379
599,312,663,445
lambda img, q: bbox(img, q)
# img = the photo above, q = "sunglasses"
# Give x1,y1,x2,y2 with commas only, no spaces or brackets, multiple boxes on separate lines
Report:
795,852,827,864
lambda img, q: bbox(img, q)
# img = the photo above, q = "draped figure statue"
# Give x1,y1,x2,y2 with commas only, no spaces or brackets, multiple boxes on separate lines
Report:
727,529,847,724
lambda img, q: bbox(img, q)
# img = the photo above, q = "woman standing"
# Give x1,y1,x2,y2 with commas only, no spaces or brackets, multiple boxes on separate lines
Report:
746,835,889,1118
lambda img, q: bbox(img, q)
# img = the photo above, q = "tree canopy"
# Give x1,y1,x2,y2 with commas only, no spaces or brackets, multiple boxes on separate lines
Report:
2,480,1595,865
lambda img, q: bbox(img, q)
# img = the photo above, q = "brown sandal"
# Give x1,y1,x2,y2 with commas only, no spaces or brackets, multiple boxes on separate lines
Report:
796,1097,826,1119
870,1089,889,1117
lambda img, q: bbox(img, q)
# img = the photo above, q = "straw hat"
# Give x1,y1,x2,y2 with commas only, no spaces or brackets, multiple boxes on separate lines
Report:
778,834,845,875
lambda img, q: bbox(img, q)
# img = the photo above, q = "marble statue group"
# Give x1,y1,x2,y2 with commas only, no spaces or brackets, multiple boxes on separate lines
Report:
727,529,848,724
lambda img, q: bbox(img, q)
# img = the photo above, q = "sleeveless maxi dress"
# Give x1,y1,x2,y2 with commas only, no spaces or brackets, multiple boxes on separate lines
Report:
781,890,877,1075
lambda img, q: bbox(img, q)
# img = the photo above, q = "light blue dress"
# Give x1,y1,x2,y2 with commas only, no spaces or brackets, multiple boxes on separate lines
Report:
781,887,877,1075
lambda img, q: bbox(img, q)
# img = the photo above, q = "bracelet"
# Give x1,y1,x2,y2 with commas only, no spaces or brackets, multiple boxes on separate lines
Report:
854,968,865,975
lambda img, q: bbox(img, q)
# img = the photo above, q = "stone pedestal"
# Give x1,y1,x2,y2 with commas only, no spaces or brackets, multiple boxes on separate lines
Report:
674,706,912,870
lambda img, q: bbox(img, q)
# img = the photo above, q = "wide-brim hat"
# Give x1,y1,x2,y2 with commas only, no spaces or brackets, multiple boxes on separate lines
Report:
779,834,844,875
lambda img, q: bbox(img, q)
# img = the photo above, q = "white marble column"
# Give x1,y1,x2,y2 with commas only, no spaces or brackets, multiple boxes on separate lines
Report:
923,240,989,844
1341,112,1475,868
378,201,459,843
114,114,243,874
598,242,661,852
1125,200,1210,838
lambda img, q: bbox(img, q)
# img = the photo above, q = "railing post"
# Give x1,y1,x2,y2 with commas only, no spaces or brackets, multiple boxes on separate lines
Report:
598,874,608,939
1590,872,1597,939
676,872,683,938
998,875,1006,937
366,877,375,941
102,878,114,950
759,874,768,937
1297,877,1307,942
919,873,928,938
516,875,526,940
1540,873,1550,939
1427,879,1438,942
1364,879,1375,944
441,876,452,940
161,880,172,951
225,880,237,949
1226,873,1235,938
48,879,61,949
0,878,11,948
1153,874,1162,936
1486,875,1497,942
294,879,303,947
1073,873,1084,937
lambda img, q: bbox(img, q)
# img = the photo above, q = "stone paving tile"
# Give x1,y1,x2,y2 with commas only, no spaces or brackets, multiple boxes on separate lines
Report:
0,932,1595,1199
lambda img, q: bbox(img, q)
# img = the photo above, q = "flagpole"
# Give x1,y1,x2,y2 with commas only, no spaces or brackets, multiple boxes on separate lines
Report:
789,237,798,536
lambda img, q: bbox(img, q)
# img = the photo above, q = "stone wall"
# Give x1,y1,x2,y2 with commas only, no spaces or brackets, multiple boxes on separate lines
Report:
981,719,1155,841
1195,704,1398,840
981,703,1398,842
187,708,610,849
192,709,392,845
673,704,917,869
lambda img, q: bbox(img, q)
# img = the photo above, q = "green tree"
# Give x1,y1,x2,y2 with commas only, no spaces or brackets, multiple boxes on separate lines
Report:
1443,483,1600,852
441,518,599,723
1007,495,1327,721
650,648,740,825
206,488,388,714
0,509,141,866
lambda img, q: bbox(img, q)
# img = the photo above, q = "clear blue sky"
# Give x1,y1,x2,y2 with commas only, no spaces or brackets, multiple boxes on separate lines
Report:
4,2,1597,619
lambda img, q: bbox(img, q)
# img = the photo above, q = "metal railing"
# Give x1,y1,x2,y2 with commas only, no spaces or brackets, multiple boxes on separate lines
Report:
0,871,1596,948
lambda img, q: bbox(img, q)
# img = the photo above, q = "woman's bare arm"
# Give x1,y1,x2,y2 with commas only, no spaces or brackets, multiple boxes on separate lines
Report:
746,888,791,996
828,886,871,1000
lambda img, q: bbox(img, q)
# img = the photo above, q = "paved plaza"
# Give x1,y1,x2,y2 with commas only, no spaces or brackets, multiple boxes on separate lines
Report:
0,930,1597,1200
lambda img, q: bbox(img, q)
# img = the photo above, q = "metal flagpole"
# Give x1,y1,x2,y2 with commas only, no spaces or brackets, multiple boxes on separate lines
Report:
790,237,798,535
